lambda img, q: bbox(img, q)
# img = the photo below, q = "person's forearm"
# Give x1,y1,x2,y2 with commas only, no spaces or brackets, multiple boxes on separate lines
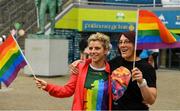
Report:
139,86,157,105
45,74,78,98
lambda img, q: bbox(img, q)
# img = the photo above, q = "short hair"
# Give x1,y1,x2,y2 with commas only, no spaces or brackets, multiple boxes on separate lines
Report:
118,31,135,44
88,32,110,50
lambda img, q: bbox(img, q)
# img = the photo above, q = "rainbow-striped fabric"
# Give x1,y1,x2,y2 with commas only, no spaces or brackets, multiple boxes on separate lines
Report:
137,9,180,49
84,79,108,110
83,65,109,110
0,35,27,87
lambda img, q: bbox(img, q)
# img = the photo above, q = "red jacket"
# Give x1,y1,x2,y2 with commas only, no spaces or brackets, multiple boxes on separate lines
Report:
45,59,112,110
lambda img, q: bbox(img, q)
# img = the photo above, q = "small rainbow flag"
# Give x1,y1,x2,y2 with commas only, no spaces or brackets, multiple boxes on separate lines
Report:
0,34,27,87
137,9,180,49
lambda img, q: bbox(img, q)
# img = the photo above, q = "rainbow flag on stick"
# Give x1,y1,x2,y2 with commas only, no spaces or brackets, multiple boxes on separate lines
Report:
137,9,180,49
0,35,27,87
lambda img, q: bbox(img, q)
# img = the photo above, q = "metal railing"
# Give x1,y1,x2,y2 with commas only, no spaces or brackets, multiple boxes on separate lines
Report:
73,0,180,7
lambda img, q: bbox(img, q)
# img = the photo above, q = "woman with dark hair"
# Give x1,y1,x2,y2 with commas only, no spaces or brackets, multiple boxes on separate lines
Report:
109,31,157,110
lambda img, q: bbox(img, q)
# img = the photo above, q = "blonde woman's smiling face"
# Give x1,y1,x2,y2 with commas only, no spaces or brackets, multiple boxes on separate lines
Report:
88,41,108,63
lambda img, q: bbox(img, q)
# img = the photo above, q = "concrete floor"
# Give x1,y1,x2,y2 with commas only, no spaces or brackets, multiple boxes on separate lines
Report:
0,69,180,110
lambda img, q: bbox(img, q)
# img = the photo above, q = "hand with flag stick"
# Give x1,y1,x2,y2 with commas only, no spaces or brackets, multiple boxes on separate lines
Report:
132,8,180,75
34,77,47,90
119,9,180,109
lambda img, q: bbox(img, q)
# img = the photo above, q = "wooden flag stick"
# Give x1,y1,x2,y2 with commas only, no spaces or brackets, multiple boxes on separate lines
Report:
132,9,140,81
133,9,140,69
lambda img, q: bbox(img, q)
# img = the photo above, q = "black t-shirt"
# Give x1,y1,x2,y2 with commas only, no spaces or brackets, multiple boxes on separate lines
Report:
109,56,156,110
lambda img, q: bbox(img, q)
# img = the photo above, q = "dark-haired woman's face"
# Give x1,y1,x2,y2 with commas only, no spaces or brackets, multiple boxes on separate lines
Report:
118,34,135,61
